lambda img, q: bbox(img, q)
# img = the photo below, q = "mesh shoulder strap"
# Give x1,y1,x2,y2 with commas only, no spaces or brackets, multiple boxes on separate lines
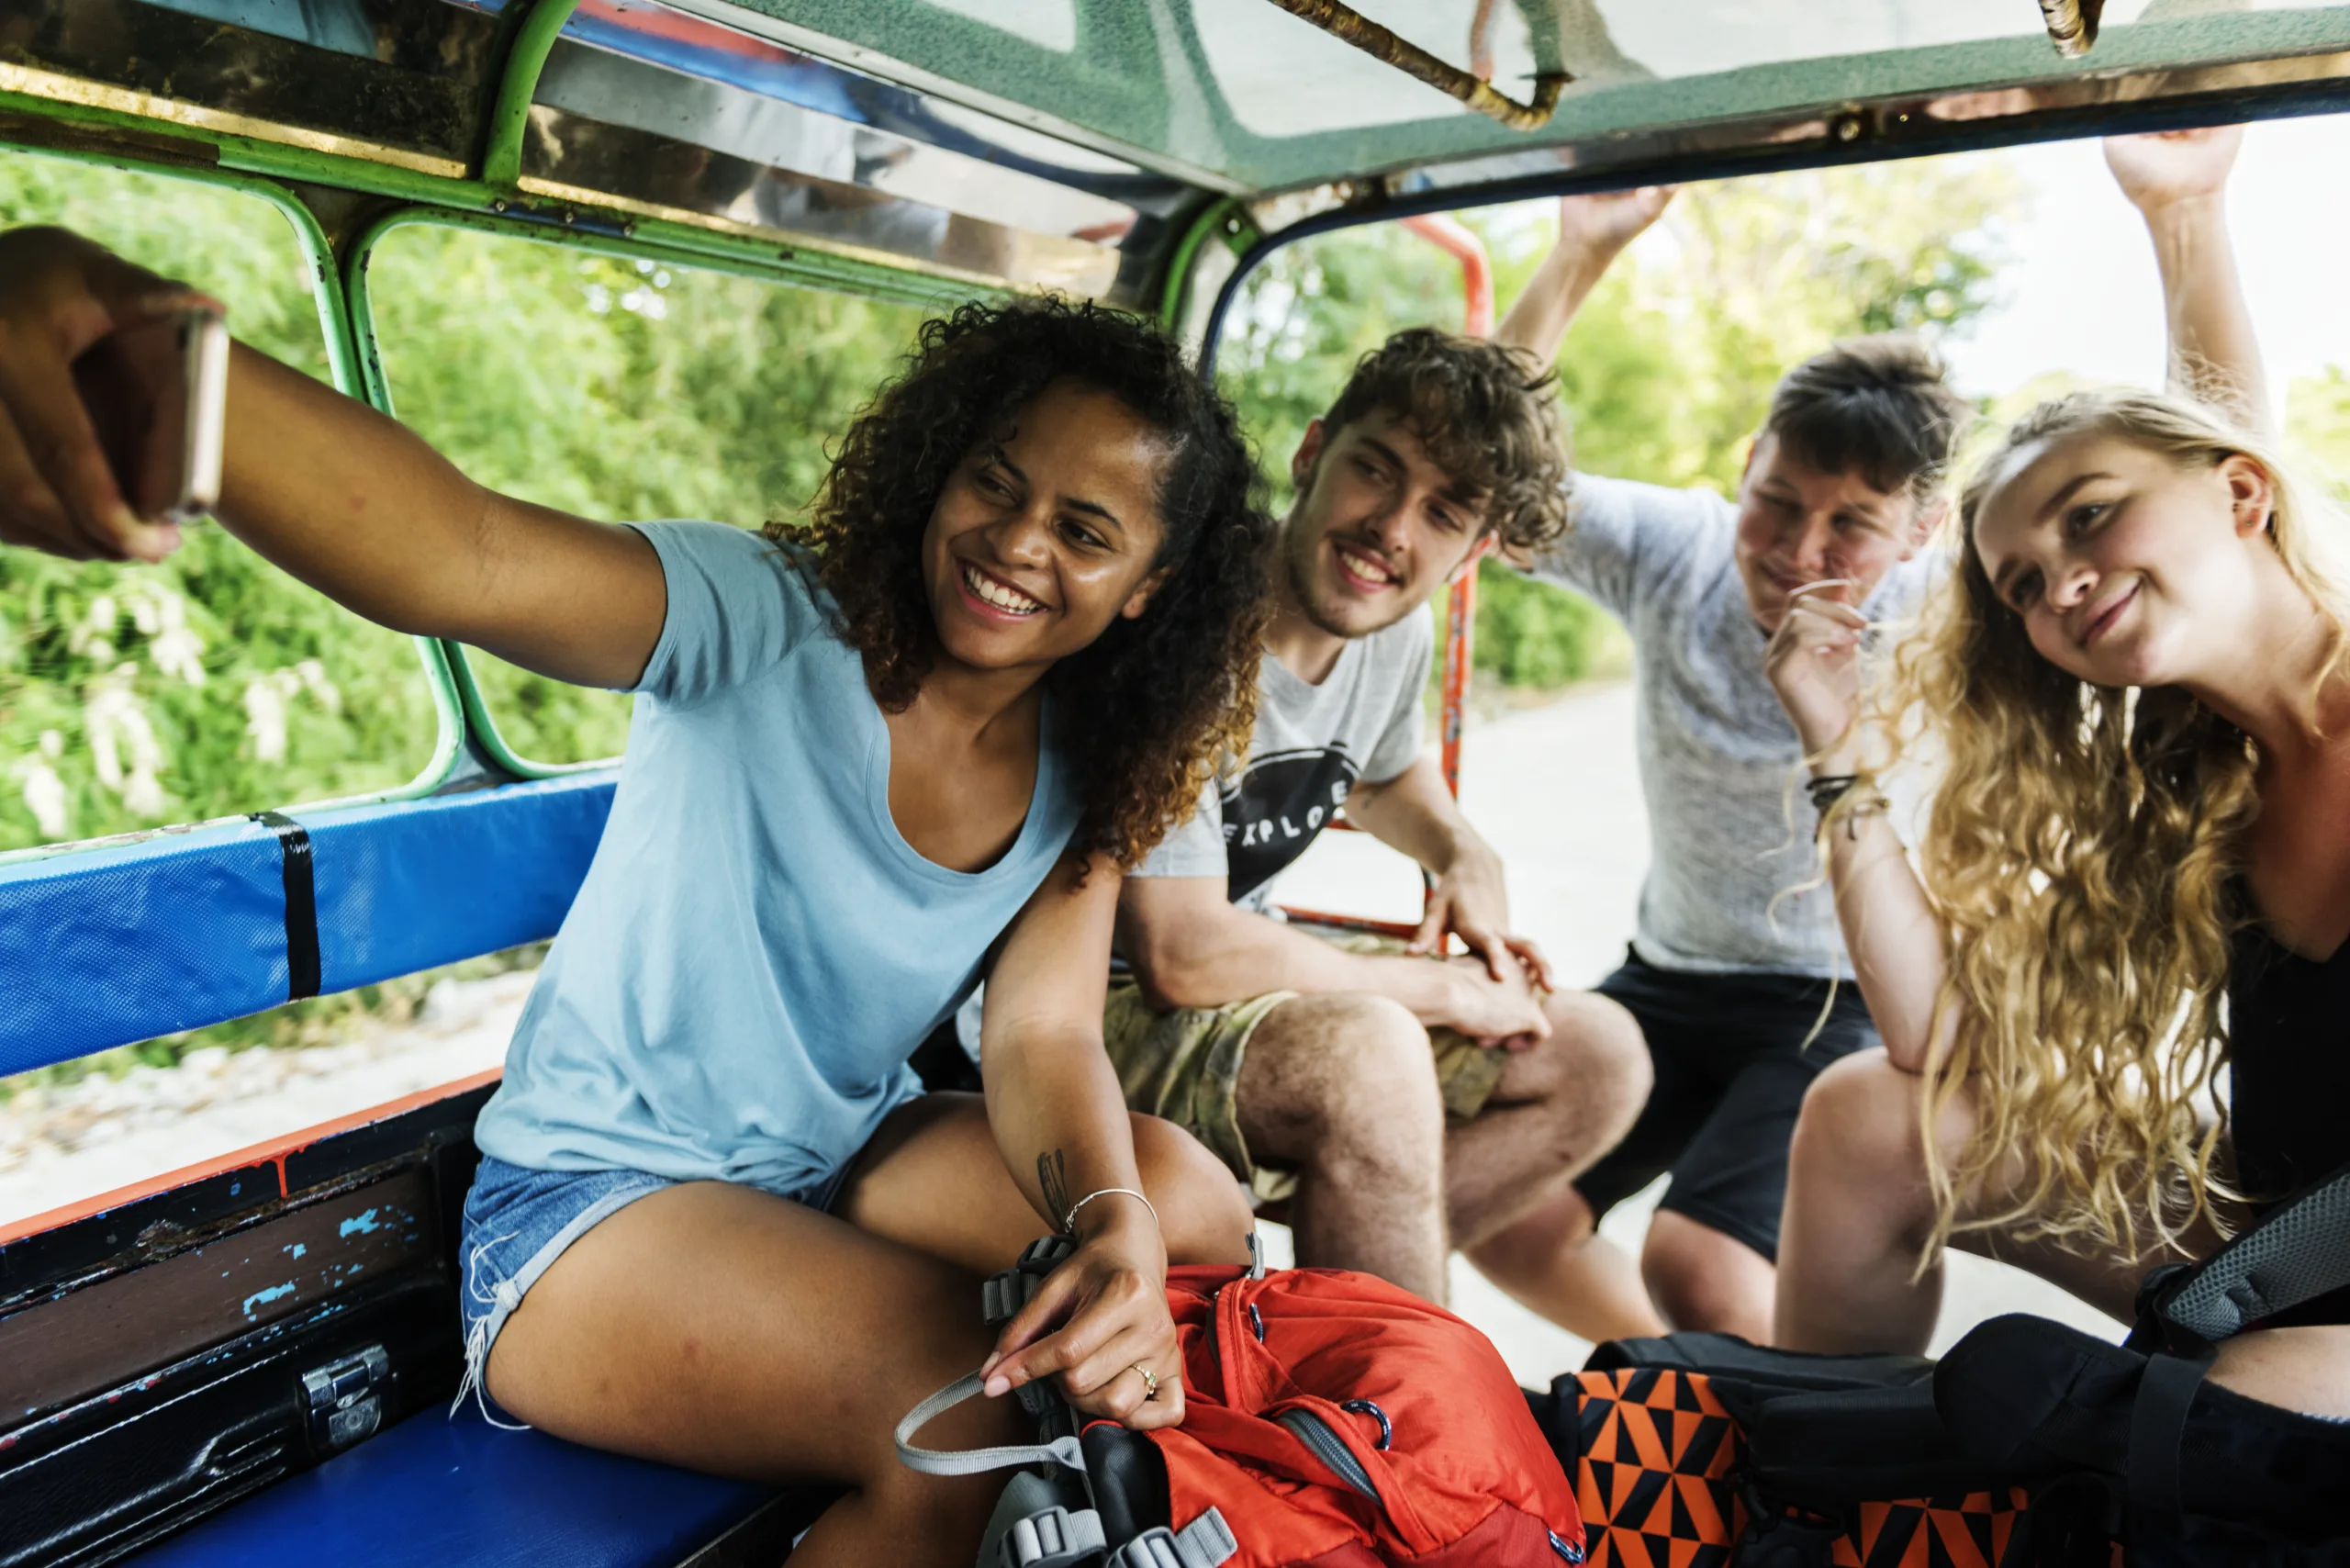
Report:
2142,1160,2350,1346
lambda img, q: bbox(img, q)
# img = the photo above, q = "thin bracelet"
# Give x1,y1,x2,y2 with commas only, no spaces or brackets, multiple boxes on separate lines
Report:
1063,1187,1159,1237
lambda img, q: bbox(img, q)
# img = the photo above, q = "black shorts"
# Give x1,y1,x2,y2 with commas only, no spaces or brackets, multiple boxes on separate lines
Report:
1573,948,1881,1262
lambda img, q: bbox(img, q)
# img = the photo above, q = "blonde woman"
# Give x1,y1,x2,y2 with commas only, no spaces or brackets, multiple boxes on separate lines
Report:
1761,129,2349,1419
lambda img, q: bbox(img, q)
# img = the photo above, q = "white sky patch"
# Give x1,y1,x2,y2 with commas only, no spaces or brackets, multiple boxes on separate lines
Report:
1942,115,2350,409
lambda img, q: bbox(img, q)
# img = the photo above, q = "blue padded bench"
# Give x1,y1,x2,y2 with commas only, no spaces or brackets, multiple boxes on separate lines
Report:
136,1402,785,1567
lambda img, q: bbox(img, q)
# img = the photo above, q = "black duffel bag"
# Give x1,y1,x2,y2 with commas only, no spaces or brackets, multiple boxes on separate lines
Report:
1527,1163,2350,1565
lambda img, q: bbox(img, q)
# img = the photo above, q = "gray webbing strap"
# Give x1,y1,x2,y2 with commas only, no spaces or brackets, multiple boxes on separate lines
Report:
895,1371,1088,1477
1109,1508,1239,1568
2157,1162,2350,1342
1000,1504,1107,1568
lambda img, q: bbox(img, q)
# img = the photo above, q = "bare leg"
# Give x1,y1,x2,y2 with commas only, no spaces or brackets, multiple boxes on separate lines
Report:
1234,992,1449,1301
485,1102,1252,1567
1774,1051,1955,1352
1445,990,1650,1249
2210,1325,2350,1417
1774,1049,2205,1354
835,1093,1256,1273
1640,1210,1775,1339
1469,1185,1667,1343
487,1182,1022,1568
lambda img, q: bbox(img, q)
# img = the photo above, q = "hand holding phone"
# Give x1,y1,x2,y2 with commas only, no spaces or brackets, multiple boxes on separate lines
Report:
70,308,229,527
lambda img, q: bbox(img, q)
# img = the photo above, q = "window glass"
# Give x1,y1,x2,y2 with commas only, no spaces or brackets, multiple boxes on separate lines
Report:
0,152,440,852
363,223,935,766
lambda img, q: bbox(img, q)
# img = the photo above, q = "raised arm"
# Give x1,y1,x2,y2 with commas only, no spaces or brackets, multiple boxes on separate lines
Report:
1493,187,1675,368
0,227,665,689
2105,126,2271,435
1762,583,1950,1074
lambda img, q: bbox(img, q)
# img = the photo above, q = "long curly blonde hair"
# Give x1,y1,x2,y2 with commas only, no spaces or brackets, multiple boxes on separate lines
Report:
1861,387,2350,1261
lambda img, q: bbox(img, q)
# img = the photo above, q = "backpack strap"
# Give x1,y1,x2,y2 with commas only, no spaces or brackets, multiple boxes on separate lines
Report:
2123,1344,2215,1534
1107,1509,1239,1568
2118,1161,2350,1535
2134,1160,2350,1348
895,1370,1089,1477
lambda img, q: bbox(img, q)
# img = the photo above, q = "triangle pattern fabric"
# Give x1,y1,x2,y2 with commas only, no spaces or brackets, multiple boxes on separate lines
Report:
1571,1371,2031,1568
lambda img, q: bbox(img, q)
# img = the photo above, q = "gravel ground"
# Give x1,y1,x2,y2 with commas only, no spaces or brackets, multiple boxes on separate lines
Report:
0,682,2121,1378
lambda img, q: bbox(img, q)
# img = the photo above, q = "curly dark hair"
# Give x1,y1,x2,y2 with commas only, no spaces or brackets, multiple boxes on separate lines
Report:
770,297,1273,870
1321,327,1571,551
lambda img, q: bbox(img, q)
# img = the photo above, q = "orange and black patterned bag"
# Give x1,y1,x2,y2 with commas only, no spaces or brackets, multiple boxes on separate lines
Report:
1559,1359,2031,1568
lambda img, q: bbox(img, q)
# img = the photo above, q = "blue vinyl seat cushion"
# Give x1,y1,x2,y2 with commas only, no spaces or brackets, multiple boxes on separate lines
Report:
136,1402,776,1568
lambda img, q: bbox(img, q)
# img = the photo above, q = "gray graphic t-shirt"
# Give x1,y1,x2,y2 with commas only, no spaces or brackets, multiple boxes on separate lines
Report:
1528,475,1933,979
1135,610,1432,911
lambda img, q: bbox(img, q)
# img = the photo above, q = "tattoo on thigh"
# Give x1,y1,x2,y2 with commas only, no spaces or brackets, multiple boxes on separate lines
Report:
1038,1148,1071,1230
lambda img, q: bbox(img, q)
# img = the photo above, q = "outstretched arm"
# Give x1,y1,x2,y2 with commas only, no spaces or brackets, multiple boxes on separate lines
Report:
0,227,666,689
1492,187,1675,368
2106,126,2271,435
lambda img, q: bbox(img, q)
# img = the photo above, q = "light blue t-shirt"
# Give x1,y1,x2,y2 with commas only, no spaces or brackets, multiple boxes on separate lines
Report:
474,521,1083,1195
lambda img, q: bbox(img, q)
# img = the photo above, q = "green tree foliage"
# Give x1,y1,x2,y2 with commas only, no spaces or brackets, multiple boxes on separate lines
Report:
2287,366,2350,503
364,225,928,762
1219,154,2020,689
0,153,927,1070
0,154,438,852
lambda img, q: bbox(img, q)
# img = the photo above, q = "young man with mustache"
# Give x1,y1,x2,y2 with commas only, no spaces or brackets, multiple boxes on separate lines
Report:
1105,329,1654,1308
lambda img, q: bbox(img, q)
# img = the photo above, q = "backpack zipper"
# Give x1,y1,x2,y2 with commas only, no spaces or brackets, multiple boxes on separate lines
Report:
1277,1408,1382,1506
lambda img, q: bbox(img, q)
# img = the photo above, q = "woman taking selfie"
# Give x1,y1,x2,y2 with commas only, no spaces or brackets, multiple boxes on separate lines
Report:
0,225,1268,1564
1761,129,2349,1422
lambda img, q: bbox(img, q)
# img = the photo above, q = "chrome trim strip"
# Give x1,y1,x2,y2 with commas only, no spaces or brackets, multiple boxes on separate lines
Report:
535,38,1139,241
0,61,469,177
520,103,1128,299
640,0,1253,195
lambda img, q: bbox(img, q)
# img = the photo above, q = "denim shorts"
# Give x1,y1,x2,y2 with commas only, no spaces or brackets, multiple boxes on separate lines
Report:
454,1154,845,1425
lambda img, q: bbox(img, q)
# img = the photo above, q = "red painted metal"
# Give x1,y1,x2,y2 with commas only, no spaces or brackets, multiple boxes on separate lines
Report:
1396,211,1489,798
1279,906,1422,941
1398,214,1494,337
1280,214,1487,919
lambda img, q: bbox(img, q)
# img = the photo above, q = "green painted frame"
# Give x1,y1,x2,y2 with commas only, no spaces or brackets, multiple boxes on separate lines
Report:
0,137,469,865
341,202,990,778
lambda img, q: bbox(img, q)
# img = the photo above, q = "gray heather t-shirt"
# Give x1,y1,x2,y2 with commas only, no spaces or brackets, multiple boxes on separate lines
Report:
1528,475,1933,979
1133,611,1432,912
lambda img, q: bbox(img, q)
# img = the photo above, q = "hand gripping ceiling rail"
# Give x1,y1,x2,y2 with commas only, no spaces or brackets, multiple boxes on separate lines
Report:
0,775,618,1076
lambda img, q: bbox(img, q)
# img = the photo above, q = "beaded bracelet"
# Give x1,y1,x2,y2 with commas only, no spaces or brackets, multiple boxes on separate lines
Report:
1806,772,1865,812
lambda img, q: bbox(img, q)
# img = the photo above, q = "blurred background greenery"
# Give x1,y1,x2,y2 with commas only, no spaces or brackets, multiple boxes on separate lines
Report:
2,140,2200,1073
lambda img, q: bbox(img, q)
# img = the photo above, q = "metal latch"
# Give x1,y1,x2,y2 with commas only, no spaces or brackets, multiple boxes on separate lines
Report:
300,1344,391,1454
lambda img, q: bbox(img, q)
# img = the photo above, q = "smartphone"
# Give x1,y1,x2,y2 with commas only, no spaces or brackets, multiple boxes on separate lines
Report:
71,308,230,526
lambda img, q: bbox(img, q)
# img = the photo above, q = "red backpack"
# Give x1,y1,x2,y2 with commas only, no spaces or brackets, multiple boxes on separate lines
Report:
898,1238,1586,1568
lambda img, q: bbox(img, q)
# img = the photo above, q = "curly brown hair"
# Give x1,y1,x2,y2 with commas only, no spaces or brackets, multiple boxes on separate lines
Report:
770,297,1274,869
1320,326,1571,551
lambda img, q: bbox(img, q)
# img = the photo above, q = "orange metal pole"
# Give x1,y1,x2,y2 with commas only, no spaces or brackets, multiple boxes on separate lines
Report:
1399,212,1490,796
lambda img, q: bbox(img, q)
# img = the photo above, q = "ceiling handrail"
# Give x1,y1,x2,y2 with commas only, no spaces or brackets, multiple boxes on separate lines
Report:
1260,0,1570,132
2040,0,2105,57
